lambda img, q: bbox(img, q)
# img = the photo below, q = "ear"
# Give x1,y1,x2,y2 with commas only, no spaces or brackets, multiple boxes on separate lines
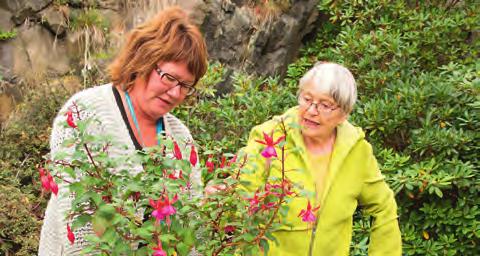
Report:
337,112,349,124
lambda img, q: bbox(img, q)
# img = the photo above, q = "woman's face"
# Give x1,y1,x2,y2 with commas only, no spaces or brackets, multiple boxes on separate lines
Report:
130,61,195,120
298,81,347,140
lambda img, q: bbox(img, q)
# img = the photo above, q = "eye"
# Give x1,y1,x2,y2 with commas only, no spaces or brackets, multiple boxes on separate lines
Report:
302,96,312,103
162,74,178,83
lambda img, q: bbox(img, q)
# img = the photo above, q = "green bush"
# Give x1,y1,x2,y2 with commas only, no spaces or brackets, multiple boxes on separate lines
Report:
0,85,71,255
176,0,479,255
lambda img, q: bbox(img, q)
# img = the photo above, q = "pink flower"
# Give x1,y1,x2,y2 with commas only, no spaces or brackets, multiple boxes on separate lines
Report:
39,168,50,191
224,225,236,234
206,155,215,173
48,174,59,196
173,141,182,160
247,191,262,215
189,145,197,166
219,155,226,168
39,168,58,196
152,241,167,256
255,132,285,158
227,155,237,167
65,110,77,128
168,170,183,180
149,194,178,225
298,201,320,223
67,224,75,245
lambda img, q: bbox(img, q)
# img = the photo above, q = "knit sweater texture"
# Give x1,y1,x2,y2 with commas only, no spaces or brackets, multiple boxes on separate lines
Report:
38,84,200,255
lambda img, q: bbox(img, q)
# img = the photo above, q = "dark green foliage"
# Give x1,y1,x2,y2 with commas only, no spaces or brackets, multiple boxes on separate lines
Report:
1,0,478,254
0,86,71,255
175,0,479,255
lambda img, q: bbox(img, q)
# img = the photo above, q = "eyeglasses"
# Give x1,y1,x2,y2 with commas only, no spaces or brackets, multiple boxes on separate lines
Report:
298,94,340,114
155,68,196,96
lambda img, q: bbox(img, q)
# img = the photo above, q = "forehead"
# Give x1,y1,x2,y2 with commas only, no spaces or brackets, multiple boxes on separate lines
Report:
158,61,195,82
300,81,336,102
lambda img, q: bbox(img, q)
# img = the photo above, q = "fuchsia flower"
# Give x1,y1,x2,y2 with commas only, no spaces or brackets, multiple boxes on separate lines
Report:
224,225,236,233
247,191,262,214
219,155,226,168
168,170,183,180
298,201,320,223
206,155,215,173
173,141,182,160
152,241,167,256
65,110,77,128
39,167,58,196
149,194,178,225
255,132,285,158
227,155,237,167
189,145,197,166
67,224,75,245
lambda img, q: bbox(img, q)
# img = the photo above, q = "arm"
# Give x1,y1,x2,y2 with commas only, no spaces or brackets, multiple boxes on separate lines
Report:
237,125,271,193
39,100,96,255
358,143,402,256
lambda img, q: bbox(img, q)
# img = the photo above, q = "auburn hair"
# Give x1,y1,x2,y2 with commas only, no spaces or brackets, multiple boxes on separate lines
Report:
108,6,208,90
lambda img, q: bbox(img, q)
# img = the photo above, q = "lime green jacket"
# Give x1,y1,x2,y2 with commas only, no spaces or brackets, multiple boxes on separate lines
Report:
239,107,402,256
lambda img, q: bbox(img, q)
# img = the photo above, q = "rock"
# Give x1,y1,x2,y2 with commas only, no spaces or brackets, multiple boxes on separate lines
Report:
1,0,52,25
40,5,68,36
201,0,320,78
1,24,70,81
0,8,15,32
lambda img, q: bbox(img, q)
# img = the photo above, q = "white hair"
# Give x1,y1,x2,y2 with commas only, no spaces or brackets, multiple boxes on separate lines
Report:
298,62,357,113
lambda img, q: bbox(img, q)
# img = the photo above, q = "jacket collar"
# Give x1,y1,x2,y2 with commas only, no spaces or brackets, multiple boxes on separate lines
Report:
281,107,365,205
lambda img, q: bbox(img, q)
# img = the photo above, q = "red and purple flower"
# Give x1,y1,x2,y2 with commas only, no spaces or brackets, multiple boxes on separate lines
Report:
298,201,320,223
255,132,285,158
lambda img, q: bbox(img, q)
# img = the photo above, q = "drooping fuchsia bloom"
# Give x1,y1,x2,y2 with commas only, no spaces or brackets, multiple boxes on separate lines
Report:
65,110,77,128
39,168,50,191
298,201,320,223
247,191,262,215
173,141,182,160
39,167,58,196
67,224,75,245
227,155,237,167
255,131,285,158
189,144,197,166
168,170,183,180
149,194,178,225
224,225,236,234
206,155,215,173
48,173,59,196
219,155,226,168
152,241,167,256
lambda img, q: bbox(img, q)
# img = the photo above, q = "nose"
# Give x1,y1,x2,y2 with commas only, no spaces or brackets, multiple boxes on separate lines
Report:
166,84,182,98
306,103,319,115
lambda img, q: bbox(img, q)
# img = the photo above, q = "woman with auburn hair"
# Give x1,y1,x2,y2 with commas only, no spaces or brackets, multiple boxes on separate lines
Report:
39,6,208,255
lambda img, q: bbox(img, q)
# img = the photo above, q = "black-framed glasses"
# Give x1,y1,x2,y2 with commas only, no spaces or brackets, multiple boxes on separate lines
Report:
298,94,340,114
155,68,196,96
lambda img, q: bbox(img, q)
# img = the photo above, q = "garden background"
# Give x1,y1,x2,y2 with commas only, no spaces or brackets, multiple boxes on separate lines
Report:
0,0,478,255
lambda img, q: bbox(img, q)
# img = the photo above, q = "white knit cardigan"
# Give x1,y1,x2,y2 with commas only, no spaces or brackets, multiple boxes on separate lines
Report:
38,84,200,255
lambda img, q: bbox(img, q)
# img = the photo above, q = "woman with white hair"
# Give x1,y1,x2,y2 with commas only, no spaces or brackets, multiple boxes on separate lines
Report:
240,62,402,255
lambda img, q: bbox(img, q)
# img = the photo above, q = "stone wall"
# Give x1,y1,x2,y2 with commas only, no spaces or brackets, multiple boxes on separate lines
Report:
0,0,323,123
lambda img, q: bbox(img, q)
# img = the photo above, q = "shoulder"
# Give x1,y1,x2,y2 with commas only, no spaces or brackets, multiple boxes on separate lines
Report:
164,113,193,142
54,84,113,116
249,107,299,137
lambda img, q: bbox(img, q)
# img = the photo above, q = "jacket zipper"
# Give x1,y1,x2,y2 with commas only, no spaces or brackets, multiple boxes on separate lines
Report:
308,211,320,255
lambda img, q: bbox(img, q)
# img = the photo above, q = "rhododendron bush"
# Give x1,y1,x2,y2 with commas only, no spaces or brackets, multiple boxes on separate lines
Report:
38,103,308,256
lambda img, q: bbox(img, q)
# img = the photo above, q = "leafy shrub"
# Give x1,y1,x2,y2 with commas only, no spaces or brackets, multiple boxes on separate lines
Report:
0,84,72,255
177,0,479,255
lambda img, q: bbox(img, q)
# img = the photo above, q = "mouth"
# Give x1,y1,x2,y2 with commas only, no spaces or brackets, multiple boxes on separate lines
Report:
302,118,321,128
156,97,172,106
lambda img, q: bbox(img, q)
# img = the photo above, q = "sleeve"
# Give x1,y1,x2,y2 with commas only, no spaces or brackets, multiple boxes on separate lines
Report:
357,142,402,256
38,98,97,256
237,125,271,193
